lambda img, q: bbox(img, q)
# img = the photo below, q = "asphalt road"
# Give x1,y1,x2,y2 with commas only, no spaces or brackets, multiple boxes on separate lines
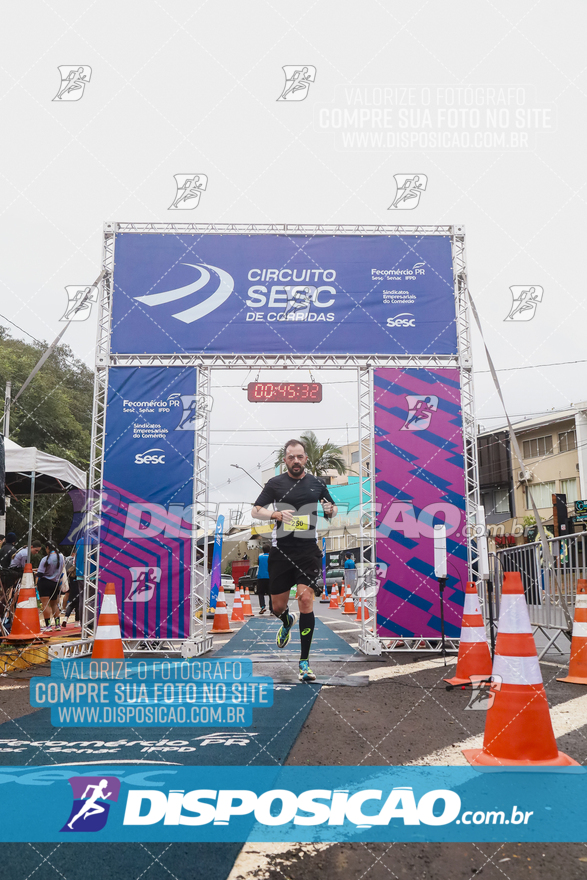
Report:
1,601,585,880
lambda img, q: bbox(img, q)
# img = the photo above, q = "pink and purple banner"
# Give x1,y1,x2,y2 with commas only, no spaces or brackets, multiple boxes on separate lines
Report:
374,368,467,639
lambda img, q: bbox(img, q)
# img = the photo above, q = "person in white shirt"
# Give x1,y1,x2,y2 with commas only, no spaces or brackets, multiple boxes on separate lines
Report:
37,543,65,631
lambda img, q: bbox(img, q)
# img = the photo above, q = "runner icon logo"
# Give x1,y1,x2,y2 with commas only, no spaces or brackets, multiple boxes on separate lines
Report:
61,776,120,832
401,395,439,432
504,286,544,322
52,66,92,101
168,174,208,210
277,66,316,101
388,174,428,210
60,285,99,322
127,566,162,603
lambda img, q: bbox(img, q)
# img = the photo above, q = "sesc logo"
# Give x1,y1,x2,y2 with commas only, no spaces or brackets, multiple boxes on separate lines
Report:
135,448,165,465
387,313,416,328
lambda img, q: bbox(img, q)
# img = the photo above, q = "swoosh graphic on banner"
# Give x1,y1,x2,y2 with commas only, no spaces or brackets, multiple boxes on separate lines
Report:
172,264,234,324
134,265,211,306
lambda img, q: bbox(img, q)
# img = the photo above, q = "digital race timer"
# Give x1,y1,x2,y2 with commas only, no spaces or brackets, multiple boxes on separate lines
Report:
247,382,323,402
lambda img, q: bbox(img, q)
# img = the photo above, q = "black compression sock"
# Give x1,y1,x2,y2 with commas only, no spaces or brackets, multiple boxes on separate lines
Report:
278,607,292,627
299,611,315,661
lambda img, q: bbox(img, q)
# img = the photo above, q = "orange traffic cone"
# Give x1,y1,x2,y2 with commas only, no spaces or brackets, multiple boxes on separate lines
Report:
356,598,369,622
342,584,356,615
242,587,254,617
445,582,492,686
463,571,578,766
231,586,245,623
211,585,233,634
6,564,42,640
329,583,339,610
92,582,124,659
557,579,587,685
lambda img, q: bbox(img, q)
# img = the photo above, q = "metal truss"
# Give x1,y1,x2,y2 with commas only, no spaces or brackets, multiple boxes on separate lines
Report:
357,366,376,644
452,227,479,580
83,224,115,642
109,353,460,369
189,366,213,652
112,222,455,237
49,640,93,660
87,222,474,658
377,638,460,654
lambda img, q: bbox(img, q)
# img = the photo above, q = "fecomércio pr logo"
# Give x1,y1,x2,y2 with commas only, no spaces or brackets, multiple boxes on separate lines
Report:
61,776,121,833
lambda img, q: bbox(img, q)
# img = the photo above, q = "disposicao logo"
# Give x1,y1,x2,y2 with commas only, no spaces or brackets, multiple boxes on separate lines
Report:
134,263,234,324
123,785,461,828
61,776,121,832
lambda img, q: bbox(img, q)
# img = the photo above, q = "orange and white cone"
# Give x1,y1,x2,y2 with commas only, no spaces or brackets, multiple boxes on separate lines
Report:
6,563,42,640
329,583,339,610
463,571,578,767
557,579,587,685
231,586,245,623
92,582,124,659
342,584,356,615
242,587,254,617
356,598,369,622
211,585,233,634
445,581,492,686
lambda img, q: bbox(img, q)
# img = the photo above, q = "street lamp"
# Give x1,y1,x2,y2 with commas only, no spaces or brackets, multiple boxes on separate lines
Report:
230,464,264,489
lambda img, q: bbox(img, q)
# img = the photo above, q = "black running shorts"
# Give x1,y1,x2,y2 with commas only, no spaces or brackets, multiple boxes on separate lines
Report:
37,576,61,600
267,544,323,596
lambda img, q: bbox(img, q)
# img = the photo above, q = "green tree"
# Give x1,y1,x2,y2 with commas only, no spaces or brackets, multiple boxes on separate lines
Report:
0,326,94,547
274,430,348,478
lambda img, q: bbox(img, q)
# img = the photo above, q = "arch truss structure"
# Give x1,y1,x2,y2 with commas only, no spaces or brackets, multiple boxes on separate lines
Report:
83,223,478,656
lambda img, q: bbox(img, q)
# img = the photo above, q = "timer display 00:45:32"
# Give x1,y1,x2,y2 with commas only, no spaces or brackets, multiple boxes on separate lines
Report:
247,382,323,402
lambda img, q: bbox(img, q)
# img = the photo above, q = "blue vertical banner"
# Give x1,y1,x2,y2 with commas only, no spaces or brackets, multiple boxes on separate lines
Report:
100,367,197,639
209,515,224,610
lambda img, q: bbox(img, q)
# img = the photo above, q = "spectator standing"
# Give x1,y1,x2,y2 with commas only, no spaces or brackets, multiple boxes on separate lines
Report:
256,543,272,614
37,542,65,631
0,532,17,568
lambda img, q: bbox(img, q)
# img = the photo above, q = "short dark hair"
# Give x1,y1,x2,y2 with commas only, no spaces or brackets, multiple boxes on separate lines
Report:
31,540,42,548
345,551,353,558
284,439,306,456
262,543,271,554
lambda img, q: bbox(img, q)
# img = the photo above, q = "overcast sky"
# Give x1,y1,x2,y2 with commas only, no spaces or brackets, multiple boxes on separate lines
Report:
2,1,586,511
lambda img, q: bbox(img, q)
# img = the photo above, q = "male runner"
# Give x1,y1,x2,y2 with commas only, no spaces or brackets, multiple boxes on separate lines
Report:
252,439,337,682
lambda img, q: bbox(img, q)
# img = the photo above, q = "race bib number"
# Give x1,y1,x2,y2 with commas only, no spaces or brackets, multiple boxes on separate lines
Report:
284,515,310,532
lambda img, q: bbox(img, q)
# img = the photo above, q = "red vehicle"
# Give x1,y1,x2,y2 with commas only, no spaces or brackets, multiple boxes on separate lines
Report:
231,560,250,587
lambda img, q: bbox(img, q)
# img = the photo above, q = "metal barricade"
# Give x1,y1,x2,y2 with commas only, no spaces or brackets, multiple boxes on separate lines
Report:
487,531,587,659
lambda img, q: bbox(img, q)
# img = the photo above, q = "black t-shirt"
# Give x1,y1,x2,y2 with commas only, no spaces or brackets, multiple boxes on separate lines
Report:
254,472,334,549
0,543,15,569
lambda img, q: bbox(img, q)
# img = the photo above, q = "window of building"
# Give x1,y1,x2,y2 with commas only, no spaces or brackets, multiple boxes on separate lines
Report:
525,480,555,509
559,429,577,453
560,478,578,503
351,451,360,464
522,435,553,459
481,488,511,516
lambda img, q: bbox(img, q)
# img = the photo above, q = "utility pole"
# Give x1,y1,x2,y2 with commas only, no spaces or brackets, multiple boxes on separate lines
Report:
0,381,11,535
3,381,11,439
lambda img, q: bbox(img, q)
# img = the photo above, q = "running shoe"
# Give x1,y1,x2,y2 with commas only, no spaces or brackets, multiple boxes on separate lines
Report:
259,607,266,615
298,660,316,682
44,626,53,634
276,611,297,648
